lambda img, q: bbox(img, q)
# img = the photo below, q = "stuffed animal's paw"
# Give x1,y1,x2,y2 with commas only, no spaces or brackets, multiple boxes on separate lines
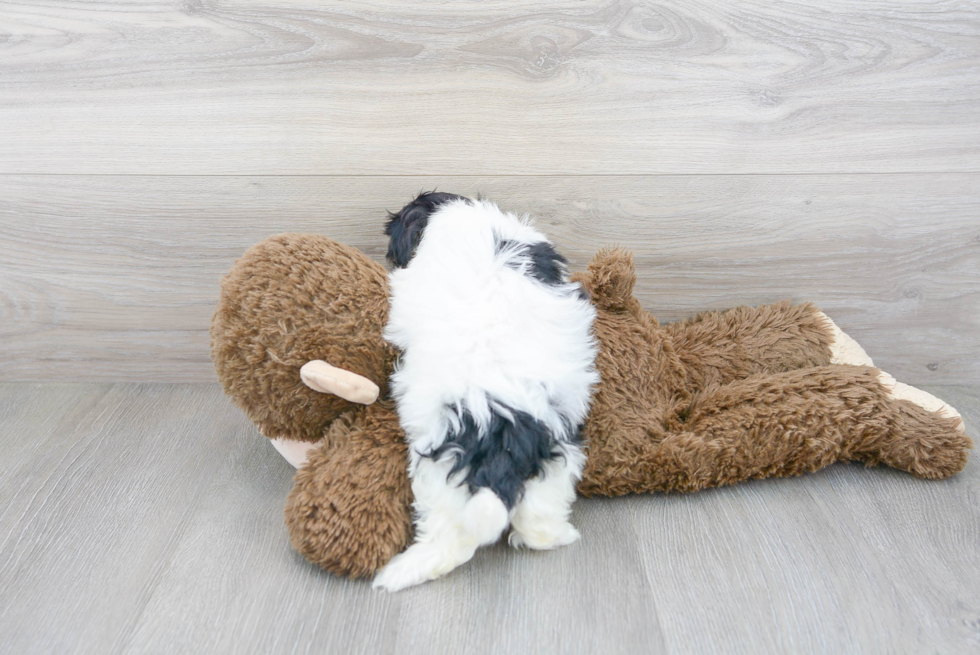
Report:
819,312,874,367
864,369,971,480
269,437,319,469
878,371,965,432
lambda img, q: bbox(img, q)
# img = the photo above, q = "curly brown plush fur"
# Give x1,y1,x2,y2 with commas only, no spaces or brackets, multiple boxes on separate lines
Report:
573,248,969,495
212,234,396,443
212,235,971,578
284,400,412,577
212,235,412,576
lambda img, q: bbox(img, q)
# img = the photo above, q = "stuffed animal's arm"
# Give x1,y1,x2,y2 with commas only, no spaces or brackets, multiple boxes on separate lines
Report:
300,360,380,404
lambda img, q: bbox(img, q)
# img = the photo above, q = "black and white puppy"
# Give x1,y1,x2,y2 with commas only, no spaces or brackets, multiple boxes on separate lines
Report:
373,192,599,591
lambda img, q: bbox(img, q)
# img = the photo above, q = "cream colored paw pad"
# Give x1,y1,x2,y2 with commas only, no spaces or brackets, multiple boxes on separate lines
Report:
819,311,874,367
878,371,965,433
270,437,318,469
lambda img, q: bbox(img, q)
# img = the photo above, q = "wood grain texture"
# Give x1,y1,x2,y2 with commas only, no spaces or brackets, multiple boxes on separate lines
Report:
2,174,978,384
1,0,978,175
3,0,977,649
630,383,980,654
0,383,251,655
0,382,976,654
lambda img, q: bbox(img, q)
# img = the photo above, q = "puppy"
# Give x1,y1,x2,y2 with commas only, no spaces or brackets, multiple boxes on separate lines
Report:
373,192,599,591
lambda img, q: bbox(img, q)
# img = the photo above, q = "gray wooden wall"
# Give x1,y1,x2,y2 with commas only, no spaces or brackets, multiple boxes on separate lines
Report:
2,1,978,384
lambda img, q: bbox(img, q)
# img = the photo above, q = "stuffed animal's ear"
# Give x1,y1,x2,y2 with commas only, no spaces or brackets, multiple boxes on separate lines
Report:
384,191,466,268
572,247,637,312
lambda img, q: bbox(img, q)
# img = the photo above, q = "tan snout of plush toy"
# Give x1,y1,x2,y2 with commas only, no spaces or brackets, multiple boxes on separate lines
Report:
211,234,970,578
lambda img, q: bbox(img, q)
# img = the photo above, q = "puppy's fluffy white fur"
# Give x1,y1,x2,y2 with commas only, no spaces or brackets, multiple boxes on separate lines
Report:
373,199,598,591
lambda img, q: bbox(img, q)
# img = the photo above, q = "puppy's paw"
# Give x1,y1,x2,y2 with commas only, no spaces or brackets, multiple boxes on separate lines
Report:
508,521,580,551
878,370,965,433
372,543,464,592
819,312,874,367
372,556,430,592
463,488,509,546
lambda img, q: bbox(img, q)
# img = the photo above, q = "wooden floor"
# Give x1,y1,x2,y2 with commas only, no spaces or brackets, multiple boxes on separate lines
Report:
0,382,977,654
2,1,979,653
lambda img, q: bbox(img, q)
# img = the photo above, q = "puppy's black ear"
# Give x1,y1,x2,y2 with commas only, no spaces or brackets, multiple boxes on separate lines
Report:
384,192,467,268
384,203,428,269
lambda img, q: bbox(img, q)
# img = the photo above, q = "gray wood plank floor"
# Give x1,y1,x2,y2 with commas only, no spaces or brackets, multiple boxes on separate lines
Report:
1,383,977,654
2,1,977,653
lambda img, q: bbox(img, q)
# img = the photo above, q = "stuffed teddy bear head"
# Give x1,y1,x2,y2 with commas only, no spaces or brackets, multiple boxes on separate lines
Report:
211,234,396,443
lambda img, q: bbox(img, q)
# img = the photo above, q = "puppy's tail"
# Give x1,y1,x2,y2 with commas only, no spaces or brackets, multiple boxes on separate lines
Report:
463,488,510,546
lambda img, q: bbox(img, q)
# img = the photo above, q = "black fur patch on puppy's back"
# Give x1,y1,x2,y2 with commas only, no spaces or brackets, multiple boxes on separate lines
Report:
425,406,579,509
496,238,568,285
385,191,467,268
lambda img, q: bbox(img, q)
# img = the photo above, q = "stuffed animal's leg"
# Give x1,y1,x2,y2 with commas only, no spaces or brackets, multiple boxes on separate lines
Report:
581,366,969,496
681,366,968,485
663,301,837,388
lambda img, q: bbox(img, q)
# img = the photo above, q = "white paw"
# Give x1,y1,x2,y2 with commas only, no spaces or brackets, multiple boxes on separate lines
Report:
372,543,468,592
878,371,965,432
508,522,581,551
819,312,874,367
463,488,509,545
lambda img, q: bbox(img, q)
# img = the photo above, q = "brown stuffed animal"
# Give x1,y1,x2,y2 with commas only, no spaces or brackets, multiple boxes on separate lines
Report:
211,234,971,578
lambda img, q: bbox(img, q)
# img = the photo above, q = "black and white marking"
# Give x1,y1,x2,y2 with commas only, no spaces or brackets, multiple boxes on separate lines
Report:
375,193,598,592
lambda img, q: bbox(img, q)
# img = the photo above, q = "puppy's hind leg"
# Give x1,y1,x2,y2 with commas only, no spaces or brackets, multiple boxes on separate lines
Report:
509,446,586,550
463,487,510,545
373,459,508,592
